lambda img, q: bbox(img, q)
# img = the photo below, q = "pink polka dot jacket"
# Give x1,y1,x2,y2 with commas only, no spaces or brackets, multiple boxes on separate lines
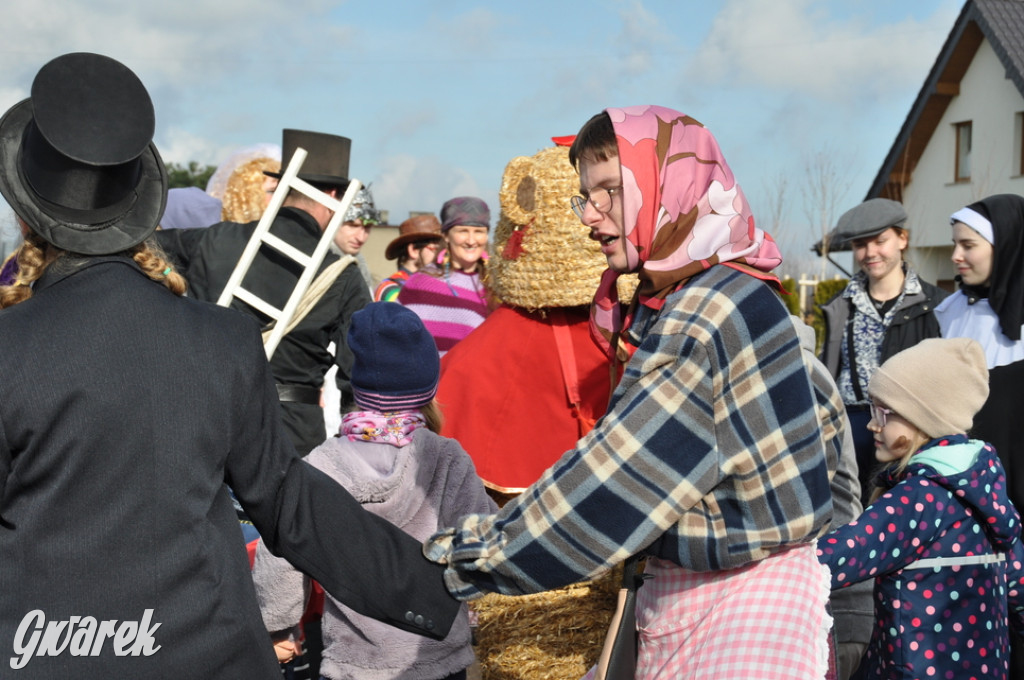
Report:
817,434,1024,679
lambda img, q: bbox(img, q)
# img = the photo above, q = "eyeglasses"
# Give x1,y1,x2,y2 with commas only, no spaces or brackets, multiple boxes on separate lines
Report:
570,186,623,219
870,403,894,428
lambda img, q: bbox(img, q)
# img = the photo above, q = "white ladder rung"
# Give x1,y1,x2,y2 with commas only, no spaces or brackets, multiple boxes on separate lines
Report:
232,288,284,321
260,232,313,268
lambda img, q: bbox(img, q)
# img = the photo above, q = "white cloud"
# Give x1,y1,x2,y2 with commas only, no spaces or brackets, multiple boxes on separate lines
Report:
433,8,502,55
370,154,485,223
371,106,440,150
0,86,28,115
616,0,671,77
157,127,239,167
685,0,959,103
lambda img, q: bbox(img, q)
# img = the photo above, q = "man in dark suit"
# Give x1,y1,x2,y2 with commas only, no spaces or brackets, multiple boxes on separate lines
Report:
157,129,370,456
0,52,457,679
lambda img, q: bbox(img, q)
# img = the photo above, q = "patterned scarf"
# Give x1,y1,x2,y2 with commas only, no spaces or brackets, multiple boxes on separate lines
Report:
340,410,426,447
589,105,783,360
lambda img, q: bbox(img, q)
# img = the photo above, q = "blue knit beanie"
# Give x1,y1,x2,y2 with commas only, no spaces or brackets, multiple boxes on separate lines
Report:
348,302,440,411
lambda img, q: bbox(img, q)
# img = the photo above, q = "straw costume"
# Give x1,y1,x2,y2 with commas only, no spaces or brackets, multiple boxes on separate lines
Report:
436,142,636,679
438,142,632,495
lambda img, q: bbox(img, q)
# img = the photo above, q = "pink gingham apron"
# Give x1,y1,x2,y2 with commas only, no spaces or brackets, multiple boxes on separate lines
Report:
584,544,832,679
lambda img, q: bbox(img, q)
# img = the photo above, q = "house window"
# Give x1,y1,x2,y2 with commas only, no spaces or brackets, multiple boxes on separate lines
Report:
1017,112,1024,175
955,121,972,182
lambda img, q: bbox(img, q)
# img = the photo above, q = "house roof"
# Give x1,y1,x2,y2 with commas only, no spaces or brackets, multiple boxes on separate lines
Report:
867,0,1024,202
815,0,1024,254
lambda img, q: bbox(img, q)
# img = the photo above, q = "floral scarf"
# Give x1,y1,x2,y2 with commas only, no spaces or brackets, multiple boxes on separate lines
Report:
340,410,426,447
589,105,783,360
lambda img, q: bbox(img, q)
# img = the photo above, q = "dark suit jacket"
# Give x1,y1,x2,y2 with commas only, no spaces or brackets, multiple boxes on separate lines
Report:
0,256,457,678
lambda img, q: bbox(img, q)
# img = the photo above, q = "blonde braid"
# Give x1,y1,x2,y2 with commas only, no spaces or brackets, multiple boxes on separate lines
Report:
1,228,187,306
0,232,53,308
133,240,187,296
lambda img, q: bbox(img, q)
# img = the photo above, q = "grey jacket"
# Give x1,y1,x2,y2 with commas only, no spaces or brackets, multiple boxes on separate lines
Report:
254,429,496,680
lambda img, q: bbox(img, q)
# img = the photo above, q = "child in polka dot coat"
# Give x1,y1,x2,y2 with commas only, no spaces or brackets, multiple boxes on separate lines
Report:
817,337,1024,679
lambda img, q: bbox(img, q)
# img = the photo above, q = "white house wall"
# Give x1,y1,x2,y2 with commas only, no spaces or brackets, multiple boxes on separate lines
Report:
901,37,1024,286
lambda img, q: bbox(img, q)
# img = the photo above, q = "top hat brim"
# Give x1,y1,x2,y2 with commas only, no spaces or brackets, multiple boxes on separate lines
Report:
0,99,167,255
262,169,350,188
385,231,443,261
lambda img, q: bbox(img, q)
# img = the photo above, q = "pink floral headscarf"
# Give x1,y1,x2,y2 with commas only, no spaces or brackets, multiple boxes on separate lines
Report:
589,105,783,359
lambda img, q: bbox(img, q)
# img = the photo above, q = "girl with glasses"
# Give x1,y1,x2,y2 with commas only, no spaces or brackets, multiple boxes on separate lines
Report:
817,337,1024,680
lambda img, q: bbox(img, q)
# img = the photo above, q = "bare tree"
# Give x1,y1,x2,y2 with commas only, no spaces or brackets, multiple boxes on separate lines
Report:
802,146,853,279
760,170,809,280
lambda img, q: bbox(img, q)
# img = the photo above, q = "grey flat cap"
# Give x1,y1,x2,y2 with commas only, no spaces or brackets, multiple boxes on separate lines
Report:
835,198,907,244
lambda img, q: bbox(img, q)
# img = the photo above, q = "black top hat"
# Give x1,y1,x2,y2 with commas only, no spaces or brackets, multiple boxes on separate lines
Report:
0,52,167,255
265,129,351,188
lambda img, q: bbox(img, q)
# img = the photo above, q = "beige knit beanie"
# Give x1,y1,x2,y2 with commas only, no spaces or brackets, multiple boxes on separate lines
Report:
868,338,989,438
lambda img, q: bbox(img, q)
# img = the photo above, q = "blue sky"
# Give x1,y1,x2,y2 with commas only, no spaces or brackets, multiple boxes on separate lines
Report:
0,0,963,276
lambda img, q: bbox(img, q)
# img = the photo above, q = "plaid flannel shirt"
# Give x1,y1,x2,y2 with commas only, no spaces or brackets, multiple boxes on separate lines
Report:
425,266,837,599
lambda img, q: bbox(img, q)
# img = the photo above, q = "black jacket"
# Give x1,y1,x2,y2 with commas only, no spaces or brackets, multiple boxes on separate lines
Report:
156,207,370,454
0,257,457,678
820,274,948,384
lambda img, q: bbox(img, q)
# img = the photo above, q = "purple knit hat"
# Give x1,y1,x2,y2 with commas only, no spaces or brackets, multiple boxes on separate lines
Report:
440,196,490,232
348,302,440,411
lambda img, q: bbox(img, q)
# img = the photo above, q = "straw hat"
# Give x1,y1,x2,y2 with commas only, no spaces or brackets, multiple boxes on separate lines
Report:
488,144,636,309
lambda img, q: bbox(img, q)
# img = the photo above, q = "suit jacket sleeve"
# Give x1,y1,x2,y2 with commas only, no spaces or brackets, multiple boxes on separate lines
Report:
226,319,459,639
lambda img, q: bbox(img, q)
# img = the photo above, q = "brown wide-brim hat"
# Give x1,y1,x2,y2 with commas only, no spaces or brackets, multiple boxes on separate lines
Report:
264,128,351,188
0,52,167,255
385,214,443,260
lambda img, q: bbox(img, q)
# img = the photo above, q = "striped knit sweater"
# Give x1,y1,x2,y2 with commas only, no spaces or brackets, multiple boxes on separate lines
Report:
398,269,488,355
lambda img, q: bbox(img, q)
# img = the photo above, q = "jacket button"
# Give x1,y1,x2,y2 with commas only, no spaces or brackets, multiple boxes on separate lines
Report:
405,611,415,622
414,614,425,626
426,619,435,631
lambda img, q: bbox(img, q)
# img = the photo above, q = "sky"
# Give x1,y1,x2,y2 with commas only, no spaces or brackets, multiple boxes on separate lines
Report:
0,0,964,277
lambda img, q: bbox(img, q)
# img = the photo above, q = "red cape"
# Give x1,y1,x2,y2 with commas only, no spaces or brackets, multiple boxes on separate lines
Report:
438,305,613,492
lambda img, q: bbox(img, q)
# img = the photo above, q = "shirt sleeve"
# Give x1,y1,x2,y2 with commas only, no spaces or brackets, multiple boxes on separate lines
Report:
424,276,832,601
374,279,401,303
423,330,721,598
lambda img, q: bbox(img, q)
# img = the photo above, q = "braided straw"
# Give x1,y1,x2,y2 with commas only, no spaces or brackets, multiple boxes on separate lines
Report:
488,145,636,310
